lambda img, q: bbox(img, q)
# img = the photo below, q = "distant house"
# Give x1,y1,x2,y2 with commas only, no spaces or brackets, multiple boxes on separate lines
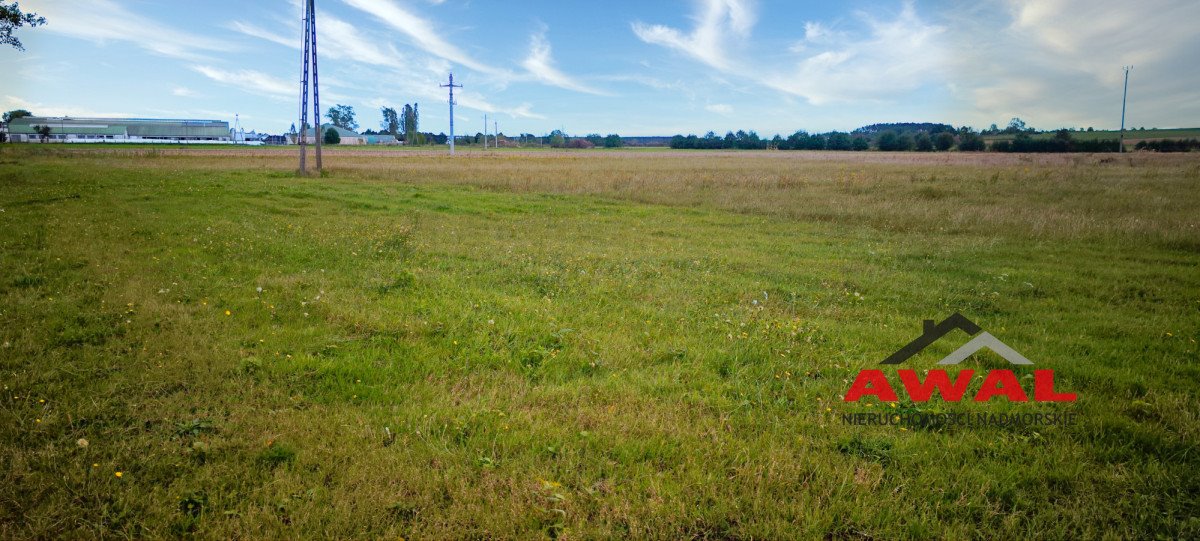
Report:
6,117,231,143
289,124,366,145
365,133,399,145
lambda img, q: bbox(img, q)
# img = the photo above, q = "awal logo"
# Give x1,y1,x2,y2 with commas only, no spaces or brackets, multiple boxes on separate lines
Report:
845,313,1076,403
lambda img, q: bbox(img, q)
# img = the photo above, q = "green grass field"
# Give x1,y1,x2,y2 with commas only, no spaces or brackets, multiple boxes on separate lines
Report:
1,146,1198,539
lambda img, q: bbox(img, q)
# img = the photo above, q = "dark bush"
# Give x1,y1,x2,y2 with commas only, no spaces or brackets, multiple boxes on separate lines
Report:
914,132,934,151
934,132,955,151
958,132,986,151
827,132,852,151
1135,139,1200,152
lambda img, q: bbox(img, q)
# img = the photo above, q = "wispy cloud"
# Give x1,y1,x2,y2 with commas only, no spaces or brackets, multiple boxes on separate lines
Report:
631,0,755,70
766,3,947,104
226,20,294,49
228,16,406,70
1,95,133,118
521,29,607,95
23,0,231,60
172,87,198,98
634,1,946,105
340,0,501,75
705,103,733,114
191,66,294,98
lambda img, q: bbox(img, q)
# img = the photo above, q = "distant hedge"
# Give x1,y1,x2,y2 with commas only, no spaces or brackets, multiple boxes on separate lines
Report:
1135,139,1200,152
991,132,1119,153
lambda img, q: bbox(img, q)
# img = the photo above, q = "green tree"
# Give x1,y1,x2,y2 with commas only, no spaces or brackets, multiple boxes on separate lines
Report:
934,132,955,151
603,134,623,148
380,107,399,136
876,130,896,150
33,123,50,142
914,132,934,151
1,2,45,51
851,136,869,151
957,131,985,151
326,104,357,131
3,108,31,123
323,127,340,145
826,132,852,151
547,129,566,148
400,104,418,143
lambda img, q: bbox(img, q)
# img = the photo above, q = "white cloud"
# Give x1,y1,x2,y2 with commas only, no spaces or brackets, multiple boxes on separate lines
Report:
635,1,947,106
229,17,406,70
22,0,231,60
521,30,606,95
705,103,733,114
1,95,133,118
631,0,755,71
768,4,947,104
340,0,501,75
942,0,1200,128
319,17,407,68
191,66,294,98
226,21,294,49
172,87,198,98
1006,0,1196,85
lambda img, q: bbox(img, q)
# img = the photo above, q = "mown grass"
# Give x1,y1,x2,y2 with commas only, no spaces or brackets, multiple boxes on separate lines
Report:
1,145,1198,539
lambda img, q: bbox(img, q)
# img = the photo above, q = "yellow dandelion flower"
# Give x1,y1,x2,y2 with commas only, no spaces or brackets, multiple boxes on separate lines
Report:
114,471,123,478
224,310,232,316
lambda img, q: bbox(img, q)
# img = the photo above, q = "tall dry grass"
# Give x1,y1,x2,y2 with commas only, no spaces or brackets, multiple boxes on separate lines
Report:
9,145,1200,247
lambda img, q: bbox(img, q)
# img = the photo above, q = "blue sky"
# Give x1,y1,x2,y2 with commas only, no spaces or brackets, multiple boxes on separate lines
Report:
3,0,1198,136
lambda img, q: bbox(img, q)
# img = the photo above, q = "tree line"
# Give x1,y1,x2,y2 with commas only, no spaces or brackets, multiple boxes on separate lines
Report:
670,127,987,152
664,119,1179,153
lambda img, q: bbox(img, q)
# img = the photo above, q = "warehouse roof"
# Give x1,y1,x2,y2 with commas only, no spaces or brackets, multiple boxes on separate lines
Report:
7,117,230,138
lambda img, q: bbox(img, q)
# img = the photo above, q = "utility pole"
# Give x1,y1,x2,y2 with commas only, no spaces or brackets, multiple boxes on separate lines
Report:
297,0,321,173
483,114,488,149
297,1,310,172
494,120,498,148
440,71,462,155
310,0,321,170
1119,65,1131,153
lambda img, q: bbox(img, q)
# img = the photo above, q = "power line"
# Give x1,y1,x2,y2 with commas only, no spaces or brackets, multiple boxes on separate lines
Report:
440,72,462,155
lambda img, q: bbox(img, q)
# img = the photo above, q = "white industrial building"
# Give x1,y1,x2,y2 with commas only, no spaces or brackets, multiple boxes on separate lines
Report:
5,117,232,143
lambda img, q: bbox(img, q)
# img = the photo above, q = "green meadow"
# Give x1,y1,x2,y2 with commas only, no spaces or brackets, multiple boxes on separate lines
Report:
1,146,1198,539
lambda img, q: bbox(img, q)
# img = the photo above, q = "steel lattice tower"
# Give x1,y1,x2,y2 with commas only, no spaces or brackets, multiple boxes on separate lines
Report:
298,0,322,173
